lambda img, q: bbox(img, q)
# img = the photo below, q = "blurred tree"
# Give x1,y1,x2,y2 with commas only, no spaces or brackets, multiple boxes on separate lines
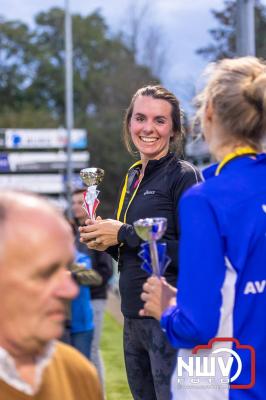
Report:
0,18,37,110
197,0,266,60
0,106,58,127
0,8,159,216
121,1,167,78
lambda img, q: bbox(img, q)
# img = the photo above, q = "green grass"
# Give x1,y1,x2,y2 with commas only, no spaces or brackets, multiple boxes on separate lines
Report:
101,312,132,400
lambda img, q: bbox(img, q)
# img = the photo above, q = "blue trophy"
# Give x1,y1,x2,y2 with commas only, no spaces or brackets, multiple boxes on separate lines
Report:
133,217,171,277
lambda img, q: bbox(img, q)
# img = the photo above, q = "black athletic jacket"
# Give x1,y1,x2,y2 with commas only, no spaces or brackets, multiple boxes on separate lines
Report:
108,152,202,317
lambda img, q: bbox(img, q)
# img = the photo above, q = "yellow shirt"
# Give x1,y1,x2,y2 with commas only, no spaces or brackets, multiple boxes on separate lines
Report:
0,342,102,400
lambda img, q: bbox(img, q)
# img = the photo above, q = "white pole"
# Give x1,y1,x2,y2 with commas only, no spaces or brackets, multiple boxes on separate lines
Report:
65,0,74,216
236,0,255,56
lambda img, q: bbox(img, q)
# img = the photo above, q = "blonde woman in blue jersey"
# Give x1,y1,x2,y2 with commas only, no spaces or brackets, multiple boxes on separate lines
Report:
141,57,266,400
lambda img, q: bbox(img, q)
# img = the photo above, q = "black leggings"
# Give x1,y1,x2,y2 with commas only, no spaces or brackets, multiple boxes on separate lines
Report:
123,317,177,400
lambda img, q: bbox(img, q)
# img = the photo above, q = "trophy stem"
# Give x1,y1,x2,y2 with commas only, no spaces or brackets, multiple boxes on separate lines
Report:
80,168,104,220
149,240,160,277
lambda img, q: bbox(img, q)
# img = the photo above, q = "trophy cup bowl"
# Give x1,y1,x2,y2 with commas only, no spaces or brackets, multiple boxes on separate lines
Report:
80,168,105,187
133,217,167,242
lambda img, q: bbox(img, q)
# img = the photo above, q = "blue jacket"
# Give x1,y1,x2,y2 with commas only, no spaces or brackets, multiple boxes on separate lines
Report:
71,250,94,333
161,154,266,399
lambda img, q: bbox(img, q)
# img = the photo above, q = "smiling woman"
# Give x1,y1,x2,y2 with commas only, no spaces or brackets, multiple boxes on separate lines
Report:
124,85,183,162
129,96,174,162
79,85,202,400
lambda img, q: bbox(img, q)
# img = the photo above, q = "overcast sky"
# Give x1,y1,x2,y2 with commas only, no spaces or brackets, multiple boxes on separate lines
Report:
1,0,264,111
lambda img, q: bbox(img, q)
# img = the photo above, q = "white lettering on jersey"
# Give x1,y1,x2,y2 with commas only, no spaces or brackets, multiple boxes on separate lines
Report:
144,190,155,196
244,280,266,294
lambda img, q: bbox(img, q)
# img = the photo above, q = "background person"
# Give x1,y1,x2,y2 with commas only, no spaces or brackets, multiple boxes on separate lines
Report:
79,85,201,400
69,249,98,359
71,189,113,392
61,255,102,351
61,256,102,354
0,191,102,400
141,57,266,400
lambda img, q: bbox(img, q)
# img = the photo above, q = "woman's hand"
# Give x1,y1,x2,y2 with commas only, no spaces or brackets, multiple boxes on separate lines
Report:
79,217,123,251
139,276,177,320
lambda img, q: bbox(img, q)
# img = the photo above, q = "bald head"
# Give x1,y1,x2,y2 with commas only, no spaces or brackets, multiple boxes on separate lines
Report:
0,191,71,254
0,190,65,225
0,190,78,354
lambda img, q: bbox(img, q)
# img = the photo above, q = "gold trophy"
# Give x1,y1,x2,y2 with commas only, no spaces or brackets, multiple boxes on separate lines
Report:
80,167,104,220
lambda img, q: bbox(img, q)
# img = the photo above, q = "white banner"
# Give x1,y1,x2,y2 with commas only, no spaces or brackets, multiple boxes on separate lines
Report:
4,129,88,149
0,174,83,194
0,151,89,172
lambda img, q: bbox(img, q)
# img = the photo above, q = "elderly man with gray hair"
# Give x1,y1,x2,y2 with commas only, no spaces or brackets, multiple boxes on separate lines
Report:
0,191,102,400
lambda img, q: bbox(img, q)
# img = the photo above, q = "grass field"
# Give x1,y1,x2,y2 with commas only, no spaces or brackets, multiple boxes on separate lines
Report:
101,312,132,400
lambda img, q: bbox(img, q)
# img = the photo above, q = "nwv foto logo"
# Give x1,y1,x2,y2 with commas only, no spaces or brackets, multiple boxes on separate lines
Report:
178,347,241,380
176,338,255,389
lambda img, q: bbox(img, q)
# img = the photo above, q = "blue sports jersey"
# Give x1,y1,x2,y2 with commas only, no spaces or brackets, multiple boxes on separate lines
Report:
161,154,266,399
